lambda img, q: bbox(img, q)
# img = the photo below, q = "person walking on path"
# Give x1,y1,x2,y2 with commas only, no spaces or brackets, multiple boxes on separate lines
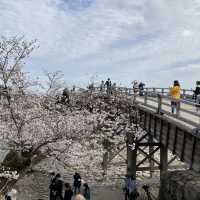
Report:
5,189,17,200
54,173,63,200
128,176,139,200
83,183,90,200
170,80,181,115
64,183,73,200
49,172,57,200
73,172,82,194
123,175,130,200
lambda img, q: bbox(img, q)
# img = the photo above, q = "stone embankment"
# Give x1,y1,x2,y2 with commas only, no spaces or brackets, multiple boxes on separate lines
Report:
159,170,200,200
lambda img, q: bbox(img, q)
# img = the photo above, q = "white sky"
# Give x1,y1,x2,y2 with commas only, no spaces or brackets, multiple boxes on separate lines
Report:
0,0,200,88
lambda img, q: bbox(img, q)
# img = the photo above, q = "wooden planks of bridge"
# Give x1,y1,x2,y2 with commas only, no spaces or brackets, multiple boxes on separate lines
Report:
137,105,200,173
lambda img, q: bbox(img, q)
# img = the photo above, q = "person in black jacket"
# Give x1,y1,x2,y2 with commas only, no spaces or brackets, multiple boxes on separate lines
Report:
64,183,73,200
49,172,56,200
105,78,112,95
194,81,200,100
73,172,82,194
83,183,90,200
5,194,12,200
138,82,145,96
54,173,63,200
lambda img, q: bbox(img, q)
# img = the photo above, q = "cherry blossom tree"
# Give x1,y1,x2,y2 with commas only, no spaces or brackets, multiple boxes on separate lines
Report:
0,36,143,196
0,37,99,186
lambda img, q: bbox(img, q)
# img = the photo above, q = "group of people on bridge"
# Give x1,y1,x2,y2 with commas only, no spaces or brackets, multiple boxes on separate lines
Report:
94,79,200,115
88,78,146,96
49,172,90,200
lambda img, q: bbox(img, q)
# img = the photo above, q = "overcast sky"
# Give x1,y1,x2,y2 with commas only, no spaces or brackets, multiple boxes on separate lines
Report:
0,0,200,88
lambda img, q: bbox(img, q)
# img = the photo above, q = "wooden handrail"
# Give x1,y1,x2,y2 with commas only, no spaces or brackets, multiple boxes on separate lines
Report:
92,86,200,128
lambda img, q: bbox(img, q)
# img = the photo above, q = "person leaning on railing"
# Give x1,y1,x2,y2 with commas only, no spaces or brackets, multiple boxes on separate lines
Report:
193,81,200,100
170,80,181,115
194,81,200,112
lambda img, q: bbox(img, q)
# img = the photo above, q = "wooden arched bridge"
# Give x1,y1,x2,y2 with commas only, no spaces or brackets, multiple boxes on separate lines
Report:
92,86,200,178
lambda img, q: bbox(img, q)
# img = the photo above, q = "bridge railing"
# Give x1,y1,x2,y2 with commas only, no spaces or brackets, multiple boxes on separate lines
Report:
143,87,194,100
135,91,199,127
94,87,194,98
93,87,199,127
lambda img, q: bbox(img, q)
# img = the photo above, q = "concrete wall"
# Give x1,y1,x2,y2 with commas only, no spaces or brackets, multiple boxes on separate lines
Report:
159,170,200,200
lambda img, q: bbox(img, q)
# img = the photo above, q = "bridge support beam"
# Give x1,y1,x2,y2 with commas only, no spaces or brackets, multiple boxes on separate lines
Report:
127,133,137,179
160,144,168,176
149,134,155,178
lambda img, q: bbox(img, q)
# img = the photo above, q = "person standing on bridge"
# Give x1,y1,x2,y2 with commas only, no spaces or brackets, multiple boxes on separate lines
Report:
105,78,112,95
139,82,145,96
194,81,200,101
112,82,117,96
170,80,181,115
194,81,200,112
100,80,105,92
132,81,139,95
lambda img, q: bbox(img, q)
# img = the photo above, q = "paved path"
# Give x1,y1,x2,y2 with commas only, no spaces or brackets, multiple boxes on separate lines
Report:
15,172,124,200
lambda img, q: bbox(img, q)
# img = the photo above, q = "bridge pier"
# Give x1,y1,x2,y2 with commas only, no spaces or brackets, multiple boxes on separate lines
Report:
127,132,137,179
160,144,168,176
149,134,155,178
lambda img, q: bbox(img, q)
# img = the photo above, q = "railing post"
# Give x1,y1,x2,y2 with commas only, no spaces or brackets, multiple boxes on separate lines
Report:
125,88,128,96
157,94,162,114
176,101,181,117
183,89,186,99
128,88,131,95
133,87,137,102
161,88,164,95
144,92,148,105
153,88,156,95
